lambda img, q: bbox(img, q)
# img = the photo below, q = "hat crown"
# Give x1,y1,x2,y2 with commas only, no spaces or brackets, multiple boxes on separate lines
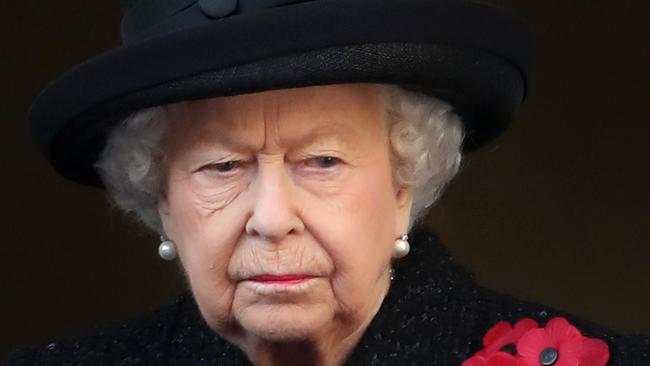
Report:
32,0,533,185
120,0,311,44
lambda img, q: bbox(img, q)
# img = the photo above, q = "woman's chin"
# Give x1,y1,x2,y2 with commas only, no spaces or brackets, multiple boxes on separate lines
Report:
237,303,334,341
230,277,337,340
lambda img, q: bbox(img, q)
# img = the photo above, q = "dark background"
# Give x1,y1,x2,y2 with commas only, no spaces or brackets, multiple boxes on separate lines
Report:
1,0,648,359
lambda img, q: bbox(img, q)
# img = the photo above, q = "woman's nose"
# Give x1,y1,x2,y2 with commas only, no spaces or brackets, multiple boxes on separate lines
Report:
244,164,304,242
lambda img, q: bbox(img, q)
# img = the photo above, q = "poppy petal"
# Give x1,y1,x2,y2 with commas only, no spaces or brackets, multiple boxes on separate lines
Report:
462,355,487,366
484,321,514,347
581,338,610,366
487,352,519,366
546,317,582,340
517,328,547,358
513,318,539,335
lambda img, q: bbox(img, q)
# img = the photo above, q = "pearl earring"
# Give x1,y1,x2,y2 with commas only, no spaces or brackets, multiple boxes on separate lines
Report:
158,236,177,261
392,234,410,258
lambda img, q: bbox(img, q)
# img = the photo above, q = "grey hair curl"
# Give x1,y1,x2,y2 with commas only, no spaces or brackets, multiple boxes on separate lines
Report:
94,84,463,234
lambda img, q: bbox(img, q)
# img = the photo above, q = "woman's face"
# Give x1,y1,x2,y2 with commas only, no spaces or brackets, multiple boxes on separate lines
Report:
159,84,412,346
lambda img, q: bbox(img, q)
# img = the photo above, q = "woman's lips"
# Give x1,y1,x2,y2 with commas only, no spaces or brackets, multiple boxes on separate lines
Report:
249,274,312,284
243,275,320,296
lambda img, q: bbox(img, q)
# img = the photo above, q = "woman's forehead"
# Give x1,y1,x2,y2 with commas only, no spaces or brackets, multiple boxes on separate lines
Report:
165,84,387,152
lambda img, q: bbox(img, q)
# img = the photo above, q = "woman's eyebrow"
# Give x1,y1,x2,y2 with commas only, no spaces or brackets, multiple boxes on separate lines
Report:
190,123,263,153
178,135,256,161
288,122,360,149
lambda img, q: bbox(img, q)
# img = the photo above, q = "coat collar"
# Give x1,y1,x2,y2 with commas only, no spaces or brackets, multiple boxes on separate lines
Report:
346,227,482,364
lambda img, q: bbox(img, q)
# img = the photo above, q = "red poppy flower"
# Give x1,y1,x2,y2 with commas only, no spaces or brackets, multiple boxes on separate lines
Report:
462,352,519,366
579,338,610,366
465,317,610,366
517,317,609,366
478,318,540,357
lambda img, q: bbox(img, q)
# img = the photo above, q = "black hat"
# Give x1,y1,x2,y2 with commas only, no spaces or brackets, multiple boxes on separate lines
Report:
29,0,534,186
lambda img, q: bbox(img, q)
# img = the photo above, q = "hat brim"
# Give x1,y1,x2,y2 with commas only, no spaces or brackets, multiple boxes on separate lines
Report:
29,0,533,186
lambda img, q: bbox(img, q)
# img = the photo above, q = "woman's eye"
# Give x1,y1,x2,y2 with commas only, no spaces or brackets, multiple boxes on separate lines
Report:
306,156,341,169
204,160,241,173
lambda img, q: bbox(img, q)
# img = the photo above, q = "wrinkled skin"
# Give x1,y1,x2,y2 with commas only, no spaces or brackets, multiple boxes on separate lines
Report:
158,84,413,366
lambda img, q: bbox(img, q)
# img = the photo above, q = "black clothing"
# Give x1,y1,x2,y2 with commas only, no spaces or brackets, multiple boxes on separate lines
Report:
5,229,649,365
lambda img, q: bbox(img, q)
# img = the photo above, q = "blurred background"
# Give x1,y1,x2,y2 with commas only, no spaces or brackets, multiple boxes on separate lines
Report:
1,0,648,359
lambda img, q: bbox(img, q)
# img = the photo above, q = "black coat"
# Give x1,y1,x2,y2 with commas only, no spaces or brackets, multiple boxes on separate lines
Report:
4,229,649,365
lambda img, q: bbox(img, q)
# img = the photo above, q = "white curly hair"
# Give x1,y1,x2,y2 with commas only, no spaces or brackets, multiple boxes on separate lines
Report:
94,84,464,234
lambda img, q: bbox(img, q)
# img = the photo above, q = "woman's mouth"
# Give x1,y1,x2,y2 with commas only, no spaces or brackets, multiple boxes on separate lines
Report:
249,274,312,285
243,275,320,296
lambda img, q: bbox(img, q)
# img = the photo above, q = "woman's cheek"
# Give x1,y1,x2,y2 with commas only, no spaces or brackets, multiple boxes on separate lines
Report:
291,164,347,197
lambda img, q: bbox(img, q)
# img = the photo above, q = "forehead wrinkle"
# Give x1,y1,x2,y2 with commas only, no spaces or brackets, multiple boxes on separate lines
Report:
174,123,259,157
260,96,283,152
287,121,361,151
212,130,263,154
193,102,266,154
257,91,368,152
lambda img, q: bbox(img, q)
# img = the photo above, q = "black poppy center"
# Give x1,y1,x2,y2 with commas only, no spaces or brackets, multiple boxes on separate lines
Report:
499,343,517,355
539,347,559,365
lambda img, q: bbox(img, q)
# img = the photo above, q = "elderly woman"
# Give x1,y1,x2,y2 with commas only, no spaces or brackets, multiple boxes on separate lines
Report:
6,0,648,365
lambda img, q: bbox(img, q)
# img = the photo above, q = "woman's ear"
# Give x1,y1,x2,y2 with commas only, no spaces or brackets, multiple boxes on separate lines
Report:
158,195,170,216
395,188,414,235
157,197,174,238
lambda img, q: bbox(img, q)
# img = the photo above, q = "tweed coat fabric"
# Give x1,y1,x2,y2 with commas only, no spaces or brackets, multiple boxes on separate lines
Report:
4,229,649,365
